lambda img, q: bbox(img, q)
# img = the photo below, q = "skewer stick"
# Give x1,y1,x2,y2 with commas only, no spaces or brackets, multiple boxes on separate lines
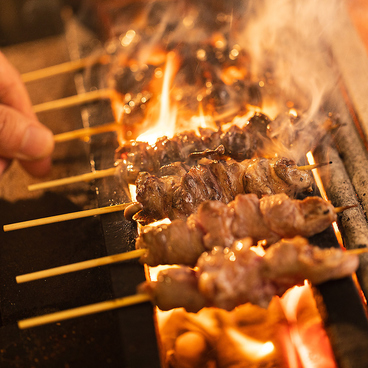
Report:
28,167,118,192
346,248,368,255
28,158,327,193
297,161,332,171
16,247,365,329
54,122,120,143
18,293,151,329
21,54,111,83
16,249,146,284
33,88,114,113
334,204,358,213
3,203,131,232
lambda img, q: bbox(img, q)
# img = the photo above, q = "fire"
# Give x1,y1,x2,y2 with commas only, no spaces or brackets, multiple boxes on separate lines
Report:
306,151,344,247
279,284,338,368
136,51,178,144
224,327,275,361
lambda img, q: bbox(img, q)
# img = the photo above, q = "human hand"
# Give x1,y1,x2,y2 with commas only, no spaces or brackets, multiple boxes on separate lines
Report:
0,52,54,177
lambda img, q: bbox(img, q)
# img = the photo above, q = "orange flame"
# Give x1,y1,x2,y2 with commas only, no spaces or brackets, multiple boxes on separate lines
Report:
280,284,337,368
306,151,344,247
137,52,178,144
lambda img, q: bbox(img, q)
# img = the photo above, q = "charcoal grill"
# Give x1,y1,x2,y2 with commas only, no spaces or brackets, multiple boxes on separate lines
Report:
1,2,368,367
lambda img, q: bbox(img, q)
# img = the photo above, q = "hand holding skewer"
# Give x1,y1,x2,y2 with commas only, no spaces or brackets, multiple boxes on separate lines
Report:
0,52,54,177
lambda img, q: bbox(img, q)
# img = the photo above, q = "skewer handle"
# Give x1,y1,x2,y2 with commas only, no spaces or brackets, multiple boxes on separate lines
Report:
21,54,111,83
28,167,117,191
33,88,113,113
3,203,130,232
54,122,120,143
18,294,151,329
16,248,146,283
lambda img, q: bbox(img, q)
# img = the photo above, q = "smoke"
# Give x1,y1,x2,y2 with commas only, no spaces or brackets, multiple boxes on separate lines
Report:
239,0,345,118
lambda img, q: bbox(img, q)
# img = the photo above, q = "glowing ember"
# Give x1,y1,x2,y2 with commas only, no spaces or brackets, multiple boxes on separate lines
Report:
280,284,338,368
225,327,275,361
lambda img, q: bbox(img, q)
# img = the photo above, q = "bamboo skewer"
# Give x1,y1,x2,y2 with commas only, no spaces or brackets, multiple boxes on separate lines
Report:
3,203,131,232
28,167,118,192
16,246,366,329
33,88,114,113
4,195,354,233
18,293,151,329
54,122,120,143
16,236,367,285
27,160,330,193
334,204,358,213
21,54,111,83
297,161,332,171
16,249,146,284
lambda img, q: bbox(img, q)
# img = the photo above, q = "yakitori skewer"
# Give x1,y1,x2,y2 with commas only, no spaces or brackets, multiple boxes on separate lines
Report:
21,54,111,83
15,238,366,285
27,157,328,193
3,203,130,232
13,194,358,287
53,122,120,143
33,88,115,113
17,236,361,329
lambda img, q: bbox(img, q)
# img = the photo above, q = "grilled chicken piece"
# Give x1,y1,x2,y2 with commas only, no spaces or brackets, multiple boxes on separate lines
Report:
139,237,359,312
135,193,337,267
115,112,271,183
133,157,313,223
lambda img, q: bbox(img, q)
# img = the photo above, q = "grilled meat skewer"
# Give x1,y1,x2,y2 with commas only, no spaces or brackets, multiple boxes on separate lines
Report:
130,156,314,223
136,193,337,267
115,112,271,183
138,236,358,312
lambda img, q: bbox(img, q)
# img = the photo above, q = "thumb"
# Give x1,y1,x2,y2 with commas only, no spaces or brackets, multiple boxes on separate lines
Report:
0,105,54,160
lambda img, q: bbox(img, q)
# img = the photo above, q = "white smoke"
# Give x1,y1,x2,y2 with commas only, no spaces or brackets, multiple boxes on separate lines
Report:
240,0,345,117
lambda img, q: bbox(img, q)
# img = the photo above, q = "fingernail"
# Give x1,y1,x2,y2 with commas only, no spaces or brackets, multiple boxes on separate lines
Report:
19,125,54,160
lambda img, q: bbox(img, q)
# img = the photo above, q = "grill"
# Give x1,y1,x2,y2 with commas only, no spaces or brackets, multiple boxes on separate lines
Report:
1,1,368,367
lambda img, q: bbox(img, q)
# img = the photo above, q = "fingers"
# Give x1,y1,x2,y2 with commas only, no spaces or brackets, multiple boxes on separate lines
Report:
0,52,36,119
0,158,11,176
19,156,53,177
0,104,54,163
0,53,55,177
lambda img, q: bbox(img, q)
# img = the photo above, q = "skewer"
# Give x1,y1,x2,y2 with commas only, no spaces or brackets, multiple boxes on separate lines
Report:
54,122,120,143
345,247,368,255
21,54,111,83
3,203,131,232
5,192,352,233
297,161,332,171
334,204,358,213
16,249,146,284
17,245,366,329
33,88,115,113
16,227,366,284
28,167,118,192
27,160,328,193
18,293,151,329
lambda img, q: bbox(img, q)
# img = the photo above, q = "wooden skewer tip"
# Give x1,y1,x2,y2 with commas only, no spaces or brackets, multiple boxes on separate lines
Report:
298,161,332,171
334,204,358,213
346,247,368,255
